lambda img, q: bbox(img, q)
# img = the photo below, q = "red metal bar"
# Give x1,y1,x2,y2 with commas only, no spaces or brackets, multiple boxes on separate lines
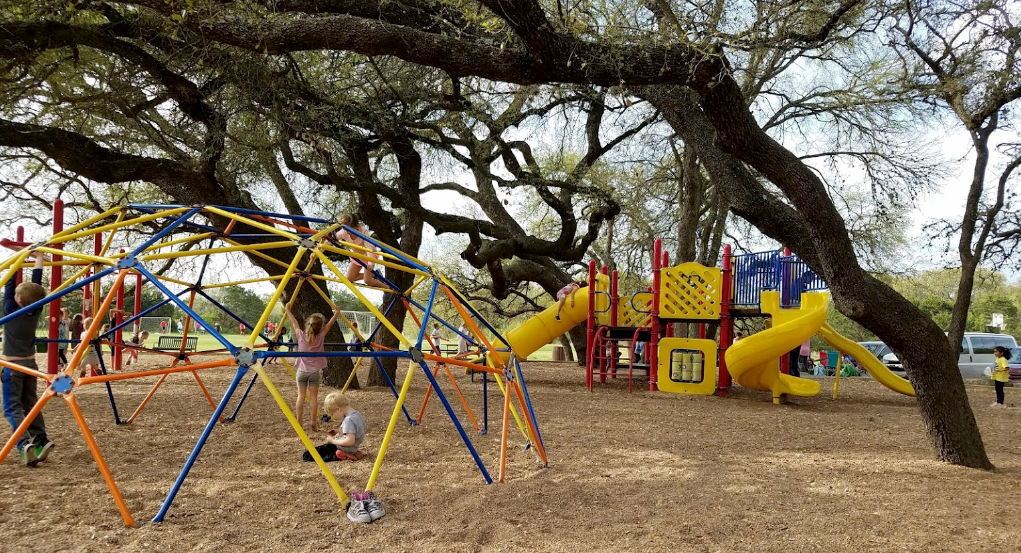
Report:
115,250,125,371
48,199,64,374
586,260,596,392
650,239,662,391
14,227,23,286
601,265,610,380
717,244,734,395
609,269,618,377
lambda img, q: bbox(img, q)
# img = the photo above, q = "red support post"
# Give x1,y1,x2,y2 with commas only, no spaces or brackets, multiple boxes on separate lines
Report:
47,199,64,374
14,227,23,286
650,239,662,392
115,249,125,371
601,266,610,380
586,260,596,392
717,244,734,395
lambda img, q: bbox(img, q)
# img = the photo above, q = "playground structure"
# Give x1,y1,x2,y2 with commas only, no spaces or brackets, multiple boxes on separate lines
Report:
0,203,570,527
585,240,914,403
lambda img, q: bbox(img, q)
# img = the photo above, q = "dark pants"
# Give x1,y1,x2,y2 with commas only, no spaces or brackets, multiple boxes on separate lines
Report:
788,348,800,378
58,349,68,365
2,359,48,450
995,380,1005,404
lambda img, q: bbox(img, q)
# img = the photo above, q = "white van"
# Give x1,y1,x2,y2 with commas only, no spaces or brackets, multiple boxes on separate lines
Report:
883,332,1018,378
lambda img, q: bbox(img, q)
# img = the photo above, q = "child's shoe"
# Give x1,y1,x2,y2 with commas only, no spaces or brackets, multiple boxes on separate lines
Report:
33,441,54,463
554,315,561,322
364,491,385,521
19,445,39,467
346,493,372,524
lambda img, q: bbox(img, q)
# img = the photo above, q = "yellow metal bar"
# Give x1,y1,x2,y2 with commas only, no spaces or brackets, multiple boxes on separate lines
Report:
50,263,93,295
245,248,306,349
204,206,301,241
340,357,365,394
138,232,217,253
320,242,429,278
97,210,127,258
832,350,843,399
366,361,417,491
201,275,284,289
0,249,32,289
150,273,195,287
47,206,123,242
220,236,291,270
252,363,349,505
315,250,411,347
58,206,192,243
139,242,296,261
33,247,114,267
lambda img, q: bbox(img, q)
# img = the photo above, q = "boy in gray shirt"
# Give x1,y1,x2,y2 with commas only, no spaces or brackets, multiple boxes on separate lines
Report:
2,253,52,466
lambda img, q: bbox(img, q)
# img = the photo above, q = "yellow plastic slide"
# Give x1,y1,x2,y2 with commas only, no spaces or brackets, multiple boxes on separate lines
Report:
491,286,592,364
817,323,914,396
725,291,826,402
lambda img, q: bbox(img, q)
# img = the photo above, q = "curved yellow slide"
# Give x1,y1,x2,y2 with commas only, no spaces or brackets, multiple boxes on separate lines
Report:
817,323,914,396
725,291,825,402
490,287,592,364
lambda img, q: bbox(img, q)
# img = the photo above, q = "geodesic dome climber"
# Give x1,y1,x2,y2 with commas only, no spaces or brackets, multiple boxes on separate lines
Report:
0,204,547,526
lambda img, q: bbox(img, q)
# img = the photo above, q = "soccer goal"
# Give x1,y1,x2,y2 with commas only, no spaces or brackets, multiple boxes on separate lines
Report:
139,316,172,334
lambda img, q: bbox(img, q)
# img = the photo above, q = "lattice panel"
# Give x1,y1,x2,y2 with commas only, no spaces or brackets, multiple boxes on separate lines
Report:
619,292,653,328
659,263,722,320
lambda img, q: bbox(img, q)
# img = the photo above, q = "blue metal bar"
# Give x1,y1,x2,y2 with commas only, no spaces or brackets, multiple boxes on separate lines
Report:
93,344,123,424
0,266,117,327
208,205,332,225
367,354,415,425
415,280,440,349
135,266,236,354
437,283,510,349
225,371,261,423
153,365,249,522
340,225,429,273
404,295,467,343
415,358,492,483
126,207,203,258
362,293,400,347
109,296,174,336
128,203,185,210
514,358,544,454
193,289,263,350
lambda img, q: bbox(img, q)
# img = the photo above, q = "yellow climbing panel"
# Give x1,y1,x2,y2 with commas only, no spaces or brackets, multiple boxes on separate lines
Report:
658,262,722,320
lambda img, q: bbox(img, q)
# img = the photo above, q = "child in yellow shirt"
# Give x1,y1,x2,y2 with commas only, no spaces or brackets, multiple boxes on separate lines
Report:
991,346,1011,408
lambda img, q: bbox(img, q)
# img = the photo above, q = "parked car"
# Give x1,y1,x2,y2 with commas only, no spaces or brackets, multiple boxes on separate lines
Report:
857,341,899,370
882,332,1019,378
1007,348,1021,382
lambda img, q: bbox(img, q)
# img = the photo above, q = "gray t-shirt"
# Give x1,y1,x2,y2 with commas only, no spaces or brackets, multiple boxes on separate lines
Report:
339,410,366,454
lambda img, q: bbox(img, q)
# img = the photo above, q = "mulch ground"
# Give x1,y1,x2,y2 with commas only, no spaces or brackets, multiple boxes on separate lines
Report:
1,354,1020,552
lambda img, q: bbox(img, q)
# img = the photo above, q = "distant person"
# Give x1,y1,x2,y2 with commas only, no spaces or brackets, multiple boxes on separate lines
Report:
734,332,744,342
350,321,363,352
798,339,811,373
457,323,469,355
214,322,221,334
124,331,150,366
787,346,801,378
239,322,246,335
335,213,385,288
79,317,101,377
431,323,442,350
991,346,1011,408
57,307,70,370
159,319,167,334
1,252,54,466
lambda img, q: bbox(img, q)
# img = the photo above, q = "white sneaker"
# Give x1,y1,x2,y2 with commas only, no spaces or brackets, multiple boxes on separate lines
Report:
346,496,372,524
364,491,385,521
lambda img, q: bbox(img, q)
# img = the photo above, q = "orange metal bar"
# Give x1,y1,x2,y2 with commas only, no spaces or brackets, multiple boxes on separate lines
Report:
0,387,55,465
64,392,136,527
0,358,53,381
78,357,236,385
63,269,129,380
441,363,480,431
510,372,547,465
499,376,512,483
126,373,170,424
190,370,219,411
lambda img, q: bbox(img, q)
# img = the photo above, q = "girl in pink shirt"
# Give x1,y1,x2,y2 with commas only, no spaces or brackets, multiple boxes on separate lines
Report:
335,214,385,288
285,304,340,431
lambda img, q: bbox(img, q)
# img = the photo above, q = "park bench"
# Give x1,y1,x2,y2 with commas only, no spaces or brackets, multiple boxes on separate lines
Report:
155,335,198,352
